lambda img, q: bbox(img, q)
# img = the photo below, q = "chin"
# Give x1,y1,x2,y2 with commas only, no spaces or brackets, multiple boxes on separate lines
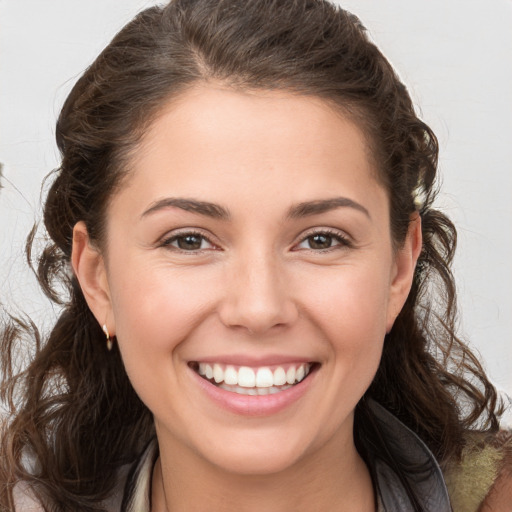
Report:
197,431,310,476
213,450,303,477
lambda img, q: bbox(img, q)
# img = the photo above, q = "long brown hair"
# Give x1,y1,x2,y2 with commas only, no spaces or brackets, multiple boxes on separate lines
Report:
1,0,503,510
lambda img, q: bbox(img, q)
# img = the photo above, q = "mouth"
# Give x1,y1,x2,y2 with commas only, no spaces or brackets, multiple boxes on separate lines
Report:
189,361,318,396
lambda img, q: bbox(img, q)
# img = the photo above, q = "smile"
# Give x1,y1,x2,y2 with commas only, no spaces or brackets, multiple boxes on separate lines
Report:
190,362,314,396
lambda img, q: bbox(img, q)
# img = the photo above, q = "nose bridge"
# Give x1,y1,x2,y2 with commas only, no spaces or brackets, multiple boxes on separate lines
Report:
219,245,297,334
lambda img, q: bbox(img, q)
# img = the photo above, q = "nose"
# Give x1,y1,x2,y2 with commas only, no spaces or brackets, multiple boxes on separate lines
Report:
218,251,299,335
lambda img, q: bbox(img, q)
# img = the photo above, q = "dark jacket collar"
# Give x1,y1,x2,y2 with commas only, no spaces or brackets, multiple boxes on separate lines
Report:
367,400,452,511
122,402,452,511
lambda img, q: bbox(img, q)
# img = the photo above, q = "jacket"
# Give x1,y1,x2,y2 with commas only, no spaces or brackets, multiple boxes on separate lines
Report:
14,401,510,511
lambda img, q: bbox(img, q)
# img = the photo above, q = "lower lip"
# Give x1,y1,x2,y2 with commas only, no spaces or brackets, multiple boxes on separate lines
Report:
190,367,316,417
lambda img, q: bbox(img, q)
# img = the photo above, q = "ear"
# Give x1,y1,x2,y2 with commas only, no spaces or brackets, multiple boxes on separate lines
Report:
386,213,422,332
71,221,115,333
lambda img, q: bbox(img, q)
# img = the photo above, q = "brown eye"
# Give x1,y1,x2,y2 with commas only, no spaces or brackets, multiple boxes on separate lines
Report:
295,230,351,252
177,234,203,250
308,234,333,249
162,232,214,251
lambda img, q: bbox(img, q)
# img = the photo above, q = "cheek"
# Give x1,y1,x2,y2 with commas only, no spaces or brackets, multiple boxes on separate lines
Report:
105,259,222,415
299,263,392,345
296,262,389,399
107,258,219,354
289,265,389,442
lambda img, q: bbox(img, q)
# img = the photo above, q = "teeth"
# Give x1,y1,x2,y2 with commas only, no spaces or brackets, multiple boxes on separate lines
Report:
255,367,273,388
196,362,312,389
273,367,286,386
218,384,294,395
213,364,223,383
238,367,256,388
224,365,238,385
286,366,296,385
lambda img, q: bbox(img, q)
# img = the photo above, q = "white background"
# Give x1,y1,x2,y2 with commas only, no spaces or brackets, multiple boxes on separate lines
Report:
1,1,511,422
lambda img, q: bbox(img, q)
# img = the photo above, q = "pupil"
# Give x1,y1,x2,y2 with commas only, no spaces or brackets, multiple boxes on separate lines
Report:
178,235,202,250
310,234,331,249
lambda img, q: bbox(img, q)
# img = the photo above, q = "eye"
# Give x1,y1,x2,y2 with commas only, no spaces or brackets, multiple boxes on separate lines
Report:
161,232,215,252
295,230,351,251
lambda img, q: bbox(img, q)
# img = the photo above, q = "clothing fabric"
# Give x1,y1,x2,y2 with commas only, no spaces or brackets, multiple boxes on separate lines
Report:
120,401,452,512
120,440,386,511
13,401,509,511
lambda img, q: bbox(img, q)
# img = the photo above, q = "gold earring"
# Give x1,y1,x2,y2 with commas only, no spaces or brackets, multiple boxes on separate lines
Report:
102,324,113,351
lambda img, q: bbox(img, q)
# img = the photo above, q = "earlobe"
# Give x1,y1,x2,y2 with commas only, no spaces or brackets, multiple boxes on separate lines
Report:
71,221,114,330
386,214,423,332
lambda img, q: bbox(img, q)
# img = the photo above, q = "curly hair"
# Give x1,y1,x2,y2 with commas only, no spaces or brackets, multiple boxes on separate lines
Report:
0,0,503,510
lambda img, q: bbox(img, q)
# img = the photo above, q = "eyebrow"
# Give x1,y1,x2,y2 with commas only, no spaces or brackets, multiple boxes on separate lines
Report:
141,198,230,220
140,196,370,221
287,197,371,219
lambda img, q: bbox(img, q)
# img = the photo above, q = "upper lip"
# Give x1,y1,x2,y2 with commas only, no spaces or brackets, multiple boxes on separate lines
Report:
188,354,316,367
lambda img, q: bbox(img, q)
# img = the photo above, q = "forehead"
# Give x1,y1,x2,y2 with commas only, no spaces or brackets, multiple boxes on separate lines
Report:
116,85,386,218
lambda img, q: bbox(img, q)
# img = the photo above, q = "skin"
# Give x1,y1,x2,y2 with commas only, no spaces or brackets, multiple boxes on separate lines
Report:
72,85,422,512
481,461,512,511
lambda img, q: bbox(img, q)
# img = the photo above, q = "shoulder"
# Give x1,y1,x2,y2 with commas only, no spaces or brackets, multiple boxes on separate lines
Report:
444,430,512,512
480,430,512,511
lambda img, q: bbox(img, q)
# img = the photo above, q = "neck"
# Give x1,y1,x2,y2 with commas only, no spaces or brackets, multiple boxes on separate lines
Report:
151,431,375,512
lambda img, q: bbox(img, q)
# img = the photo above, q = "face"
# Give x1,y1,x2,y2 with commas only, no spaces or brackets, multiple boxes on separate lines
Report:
74,85,419,476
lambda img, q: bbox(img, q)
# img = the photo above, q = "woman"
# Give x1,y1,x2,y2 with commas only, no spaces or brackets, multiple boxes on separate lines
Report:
1,0,510,510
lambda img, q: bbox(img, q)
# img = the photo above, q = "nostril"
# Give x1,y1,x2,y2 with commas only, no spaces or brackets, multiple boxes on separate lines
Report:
216,273,299,335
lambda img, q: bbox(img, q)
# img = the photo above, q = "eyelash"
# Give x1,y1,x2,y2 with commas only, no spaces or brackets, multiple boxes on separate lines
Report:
294,228,353,252
160,230,217,253
160,228,352,254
